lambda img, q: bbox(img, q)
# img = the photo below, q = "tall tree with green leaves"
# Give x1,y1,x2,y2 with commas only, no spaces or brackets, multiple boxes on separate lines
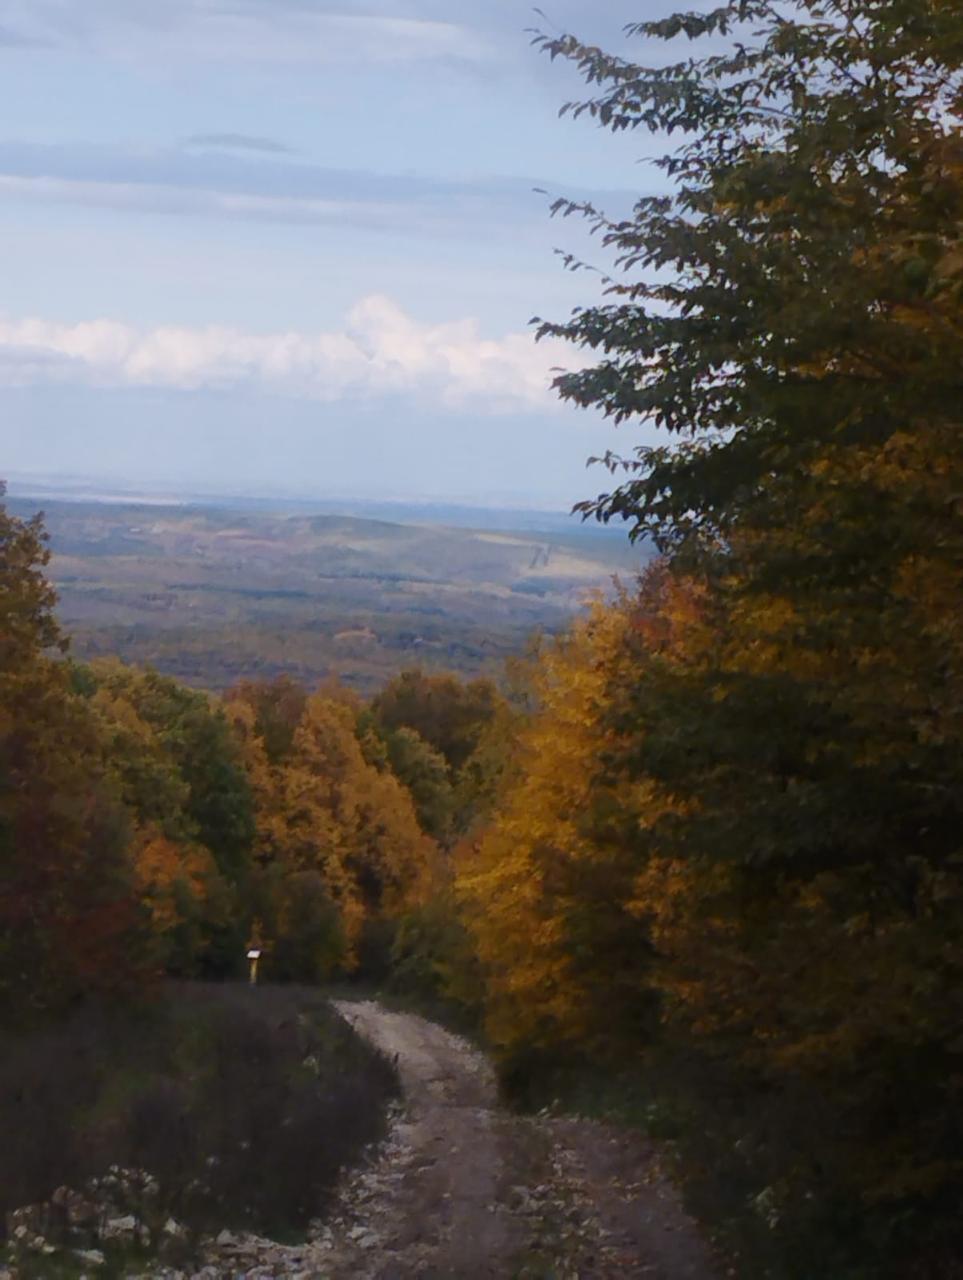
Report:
534,0,963,550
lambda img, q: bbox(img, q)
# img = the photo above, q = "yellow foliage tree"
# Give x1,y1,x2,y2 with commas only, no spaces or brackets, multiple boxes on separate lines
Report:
228,690,436,968
457,596,663,1057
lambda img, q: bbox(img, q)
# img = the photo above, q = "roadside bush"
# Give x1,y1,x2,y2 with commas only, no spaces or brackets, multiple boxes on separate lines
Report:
0,983,398,1245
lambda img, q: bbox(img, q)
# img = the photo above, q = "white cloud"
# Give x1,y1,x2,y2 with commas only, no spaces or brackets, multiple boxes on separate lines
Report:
0,296,581,412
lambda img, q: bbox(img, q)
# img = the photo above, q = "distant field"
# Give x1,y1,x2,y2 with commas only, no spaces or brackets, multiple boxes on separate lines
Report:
12,497,646,692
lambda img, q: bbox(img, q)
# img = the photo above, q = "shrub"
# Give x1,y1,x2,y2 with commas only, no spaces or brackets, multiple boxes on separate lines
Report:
0,983,398,1247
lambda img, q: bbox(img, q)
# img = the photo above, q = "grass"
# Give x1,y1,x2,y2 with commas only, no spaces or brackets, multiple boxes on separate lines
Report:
0,982,399,1270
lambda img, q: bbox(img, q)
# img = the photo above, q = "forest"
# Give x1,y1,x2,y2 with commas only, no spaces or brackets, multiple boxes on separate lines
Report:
2,1,962,1276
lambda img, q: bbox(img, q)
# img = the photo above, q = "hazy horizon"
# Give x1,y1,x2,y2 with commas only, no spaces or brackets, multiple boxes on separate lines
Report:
3,464,617,519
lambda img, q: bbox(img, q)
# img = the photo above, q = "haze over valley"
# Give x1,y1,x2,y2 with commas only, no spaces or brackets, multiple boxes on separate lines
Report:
7,483,644,691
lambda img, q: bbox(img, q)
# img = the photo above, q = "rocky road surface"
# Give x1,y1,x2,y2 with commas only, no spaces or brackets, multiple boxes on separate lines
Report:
188,1000,719,1278
311,1001,716,1278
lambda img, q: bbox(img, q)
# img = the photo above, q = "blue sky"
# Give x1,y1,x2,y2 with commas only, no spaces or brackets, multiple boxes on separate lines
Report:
0,1,682,506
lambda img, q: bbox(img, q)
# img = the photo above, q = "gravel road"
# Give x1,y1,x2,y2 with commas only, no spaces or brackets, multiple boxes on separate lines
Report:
311,1000,719,1279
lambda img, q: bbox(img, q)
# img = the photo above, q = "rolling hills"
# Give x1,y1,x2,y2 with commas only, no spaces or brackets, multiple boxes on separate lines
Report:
10,496,646,691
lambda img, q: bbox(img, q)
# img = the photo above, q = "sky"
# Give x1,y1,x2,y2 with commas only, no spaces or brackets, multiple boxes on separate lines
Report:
0,0,684,508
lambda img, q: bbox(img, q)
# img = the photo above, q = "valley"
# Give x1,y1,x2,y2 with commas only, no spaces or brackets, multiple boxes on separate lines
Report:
9,495,645,691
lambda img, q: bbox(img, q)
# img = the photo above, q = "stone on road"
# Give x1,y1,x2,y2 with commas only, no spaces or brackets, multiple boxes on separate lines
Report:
318,1000,718,1280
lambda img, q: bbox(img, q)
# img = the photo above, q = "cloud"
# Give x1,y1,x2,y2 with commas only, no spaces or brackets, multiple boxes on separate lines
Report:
0,0,719,79
0,140,639,232
0,174,397,229
184,133,294,156
0,296,583,412
2,1,492,68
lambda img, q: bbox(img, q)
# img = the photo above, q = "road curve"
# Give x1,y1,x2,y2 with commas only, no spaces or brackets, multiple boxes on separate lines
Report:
317,999,719,1279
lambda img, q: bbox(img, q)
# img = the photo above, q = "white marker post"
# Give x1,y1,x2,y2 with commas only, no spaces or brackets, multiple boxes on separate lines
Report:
247,947,262,985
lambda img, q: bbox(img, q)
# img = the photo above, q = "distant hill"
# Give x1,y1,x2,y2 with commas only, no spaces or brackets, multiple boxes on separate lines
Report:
9,497,648,692
5,475,642,539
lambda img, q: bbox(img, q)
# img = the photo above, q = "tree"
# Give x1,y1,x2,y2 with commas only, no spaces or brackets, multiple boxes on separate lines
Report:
520,6,963,1272
228,688,436,972
371,669,515,844
259,868,345,984
380,726,454,844
129,826,225,976
533,0,963,551
0,489,147,1016
0,483,62,669
372,670,503,776
226,675,307,765
457,598,654,1060
76,661,256,976
85,663,255,887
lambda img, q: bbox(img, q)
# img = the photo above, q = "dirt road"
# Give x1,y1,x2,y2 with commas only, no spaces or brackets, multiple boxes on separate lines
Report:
314,1000,718,1279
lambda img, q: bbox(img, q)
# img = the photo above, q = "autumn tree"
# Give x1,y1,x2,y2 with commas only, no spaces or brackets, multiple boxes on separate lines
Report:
464,4,963,1272
128,828,225,976
372,670,502,776
228,685,436,978
226,675,307,765
370,669,513,843
378,726,454,844
77,661,255,976
457,597,655,1060
0,489,147,1016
